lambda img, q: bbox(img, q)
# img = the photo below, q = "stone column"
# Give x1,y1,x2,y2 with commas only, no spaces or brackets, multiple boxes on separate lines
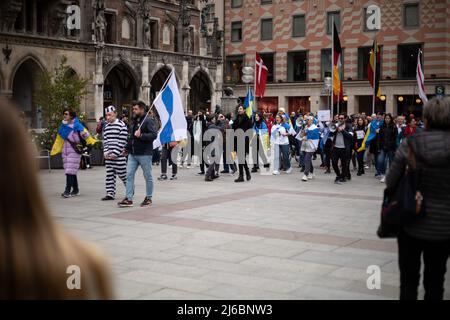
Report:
310,95,321,113
182,60,190,112
347,95,356,115
214,64,223,108
386,94,395,115
94,47,104,121
140,55,151,105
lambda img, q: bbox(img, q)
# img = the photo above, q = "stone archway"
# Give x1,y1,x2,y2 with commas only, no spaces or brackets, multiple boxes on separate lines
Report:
150,65,172,103
12,56,45,128
189,69,212,113
103,62,139,117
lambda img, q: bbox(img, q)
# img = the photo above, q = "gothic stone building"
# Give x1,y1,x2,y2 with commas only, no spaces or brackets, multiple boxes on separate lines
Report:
0,0,223,128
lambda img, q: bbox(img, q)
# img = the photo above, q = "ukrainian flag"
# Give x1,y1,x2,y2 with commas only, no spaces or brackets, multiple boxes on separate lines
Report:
357,120,381,152
243,88,254,119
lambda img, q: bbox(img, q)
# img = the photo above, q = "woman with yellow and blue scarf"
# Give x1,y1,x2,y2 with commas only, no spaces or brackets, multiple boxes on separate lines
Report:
51,109,97,198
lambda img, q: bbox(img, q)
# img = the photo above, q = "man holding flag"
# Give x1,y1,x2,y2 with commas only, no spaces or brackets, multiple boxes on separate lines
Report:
118,101,158,208
118,69,187,208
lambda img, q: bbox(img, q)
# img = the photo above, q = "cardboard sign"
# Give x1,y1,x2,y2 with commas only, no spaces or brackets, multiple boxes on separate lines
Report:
317,110,331,122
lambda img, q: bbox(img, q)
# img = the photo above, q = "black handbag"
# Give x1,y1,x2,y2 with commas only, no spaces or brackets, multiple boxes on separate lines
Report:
67,131,86,155
377,138,426,238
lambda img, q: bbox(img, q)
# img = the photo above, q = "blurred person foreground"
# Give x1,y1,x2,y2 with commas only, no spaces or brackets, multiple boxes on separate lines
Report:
0,99,113,299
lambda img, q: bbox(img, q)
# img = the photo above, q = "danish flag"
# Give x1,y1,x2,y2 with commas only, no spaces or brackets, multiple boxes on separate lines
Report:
255,53,268,98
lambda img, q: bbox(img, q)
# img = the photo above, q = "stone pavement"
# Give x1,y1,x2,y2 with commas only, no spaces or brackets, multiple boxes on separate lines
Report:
39,161,450,300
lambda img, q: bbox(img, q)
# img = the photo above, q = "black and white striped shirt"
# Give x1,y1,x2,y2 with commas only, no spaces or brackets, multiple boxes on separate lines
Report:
103,119,128,157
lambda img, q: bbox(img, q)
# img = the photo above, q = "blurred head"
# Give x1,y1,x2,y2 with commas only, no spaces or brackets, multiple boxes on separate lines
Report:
423,97,450,131
384,113,393,125
357,117,364,126
275,114,283,124
396,116,405,125
237,105,245,115
338,114,346,122
0,100,112,299
105,106,117,123
255,113,261,122
131,101,146,118
408,117,417,127
63,108,76,122
187,110,193,117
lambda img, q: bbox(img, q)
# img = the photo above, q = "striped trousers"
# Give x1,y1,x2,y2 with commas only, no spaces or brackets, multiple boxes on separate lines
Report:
105,157,127,198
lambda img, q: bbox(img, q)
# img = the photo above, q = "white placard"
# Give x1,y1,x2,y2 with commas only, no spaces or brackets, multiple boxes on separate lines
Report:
356,130,365,140
317,110,331,122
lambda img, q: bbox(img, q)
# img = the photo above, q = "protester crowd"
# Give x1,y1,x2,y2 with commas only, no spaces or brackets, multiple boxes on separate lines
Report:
2,96,448,300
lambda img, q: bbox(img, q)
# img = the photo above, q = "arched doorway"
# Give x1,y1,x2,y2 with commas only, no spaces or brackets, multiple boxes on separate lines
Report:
12,58,44,128
189,70,212,113
150,66,172,102
103,62,138,118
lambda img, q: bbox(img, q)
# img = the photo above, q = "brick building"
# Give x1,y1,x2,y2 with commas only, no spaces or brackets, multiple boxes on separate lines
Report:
0,0,223,129
223,0,450,116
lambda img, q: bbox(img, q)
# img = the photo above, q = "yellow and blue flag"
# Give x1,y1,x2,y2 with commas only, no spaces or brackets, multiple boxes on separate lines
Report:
357,120,381,152
243,88,254,119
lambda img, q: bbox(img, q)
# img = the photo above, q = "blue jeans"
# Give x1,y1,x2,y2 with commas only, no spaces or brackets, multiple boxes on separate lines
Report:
274,144,291,171
126,154,153,200
376,149,395,175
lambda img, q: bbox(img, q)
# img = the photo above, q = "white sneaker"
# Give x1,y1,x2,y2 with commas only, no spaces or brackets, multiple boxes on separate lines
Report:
286,168,292,174
186,165,192,169
380,175,386,183
302,174,308,181
178,164,184,168
273,170,280,175
307,173,314,180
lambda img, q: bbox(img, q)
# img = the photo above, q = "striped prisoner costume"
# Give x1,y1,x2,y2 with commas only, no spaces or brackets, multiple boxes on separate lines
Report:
103,119,128,198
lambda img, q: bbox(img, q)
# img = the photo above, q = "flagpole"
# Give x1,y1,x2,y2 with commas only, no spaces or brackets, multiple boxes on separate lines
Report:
331,16,334,119
138,68,174,130
372,39,376,115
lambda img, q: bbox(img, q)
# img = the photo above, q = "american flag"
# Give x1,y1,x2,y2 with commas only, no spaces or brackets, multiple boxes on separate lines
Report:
416,49,428,104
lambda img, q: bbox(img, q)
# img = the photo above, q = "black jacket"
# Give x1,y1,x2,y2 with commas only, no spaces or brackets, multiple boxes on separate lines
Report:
232,113,252,153
378,123,398,151
386,130,450,241
332,122,353,151
126,116,158,155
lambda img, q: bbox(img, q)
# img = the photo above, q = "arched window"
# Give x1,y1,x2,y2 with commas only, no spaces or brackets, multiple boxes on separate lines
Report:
121,18,130,39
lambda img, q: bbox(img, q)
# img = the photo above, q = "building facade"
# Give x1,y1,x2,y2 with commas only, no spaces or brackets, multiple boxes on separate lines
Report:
223,0,450,116
0,0,223,128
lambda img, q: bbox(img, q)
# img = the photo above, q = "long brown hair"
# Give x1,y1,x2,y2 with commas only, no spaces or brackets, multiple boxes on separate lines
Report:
0,99,113,299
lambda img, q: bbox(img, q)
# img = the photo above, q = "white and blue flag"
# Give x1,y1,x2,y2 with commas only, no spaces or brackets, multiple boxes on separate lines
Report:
153,70,187,148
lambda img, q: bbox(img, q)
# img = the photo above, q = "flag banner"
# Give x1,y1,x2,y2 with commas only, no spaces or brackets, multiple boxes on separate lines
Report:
357,119,381,152
332,23,343,104
243,88,254,119
255,53,268,98
368,40,381,99
416,49,428,104
153,70,187,149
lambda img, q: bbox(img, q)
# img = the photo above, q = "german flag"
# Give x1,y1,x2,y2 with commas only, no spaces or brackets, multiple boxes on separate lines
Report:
332,23,343,104
367,40,381,99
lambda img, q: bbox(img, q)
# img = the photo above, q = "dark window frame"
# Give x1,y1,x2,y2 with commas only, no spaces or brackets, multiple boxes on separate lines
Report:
326,11,340,35
287,50,308,82
231,21,243,42
404,3,420,28
261,18,273,41
292,14,306,38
